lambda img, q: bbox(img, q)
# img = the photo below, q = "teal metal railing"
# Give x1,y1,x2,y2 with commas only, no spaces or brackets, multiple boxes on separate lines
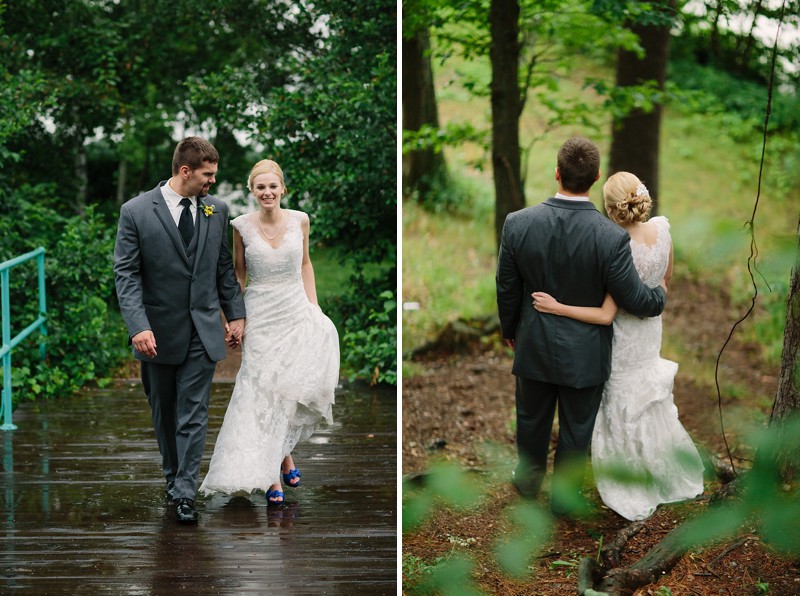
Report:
1,247,47,431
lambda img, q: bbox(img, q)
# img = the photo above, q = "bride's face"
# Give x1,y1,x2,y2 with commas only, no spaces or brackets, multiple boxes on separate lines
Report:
252,173,284,210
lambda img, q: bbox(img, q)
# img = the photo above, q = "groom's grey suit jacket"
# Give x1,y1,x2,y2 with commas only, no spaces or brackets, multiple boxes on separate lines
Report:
496,197,666,389
114,182,246,365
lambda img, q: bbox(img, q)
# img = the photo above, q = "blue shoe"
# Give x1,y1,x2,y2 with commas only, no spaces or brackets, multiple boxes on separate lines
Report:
266,488,285,505
282,468,301,488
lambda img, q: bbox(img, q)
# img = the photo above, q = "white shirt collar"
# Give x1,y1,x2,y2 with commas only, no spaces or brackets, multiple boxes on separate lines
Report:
161,180,196,208
555,192,591,202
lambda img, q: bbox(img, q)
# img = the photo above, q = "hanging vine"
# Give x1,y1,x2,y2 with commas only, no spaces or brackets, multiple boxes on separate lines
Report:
713,0,788,476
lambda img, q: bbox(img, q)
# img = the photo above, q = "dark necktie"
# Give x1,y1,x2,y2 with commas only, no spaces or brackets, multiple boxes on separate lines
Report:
178,198,194,246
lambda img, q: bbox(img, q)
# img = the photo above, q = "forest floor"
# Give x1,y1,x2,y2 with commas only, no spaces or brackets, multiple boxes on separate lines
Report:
402,276,800,595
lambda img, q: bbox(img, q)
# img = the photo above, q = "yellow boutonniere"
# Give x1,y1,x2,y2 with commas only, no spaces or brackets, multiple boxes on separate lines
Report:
200,203,217,217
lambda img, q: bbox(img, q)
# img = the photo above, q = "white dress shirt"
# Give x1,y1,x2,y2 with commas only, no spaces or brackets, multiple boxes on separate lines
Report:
161,181,197,227
555,192,591,202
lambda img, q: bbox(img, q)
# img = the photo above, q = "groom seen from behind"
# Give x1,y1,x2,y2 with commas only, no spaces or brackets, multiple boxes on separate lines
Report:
114,137,246,524
495,136,666,517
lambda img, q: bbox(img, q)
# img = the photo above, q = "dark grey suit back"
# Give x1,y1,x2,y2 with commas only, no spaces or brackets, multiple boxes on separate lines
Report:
497,198,665,388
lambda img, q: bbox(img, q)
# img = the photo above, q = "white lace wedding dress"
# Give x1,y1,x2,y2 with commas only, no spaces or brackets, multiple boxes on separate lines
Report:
591,216,704,521
199,209,339,496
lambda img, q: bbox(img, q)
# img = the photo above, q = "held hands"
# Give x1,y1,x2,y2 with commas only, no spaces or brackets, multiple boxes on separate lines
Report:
226,319,245,349
132,330,157,359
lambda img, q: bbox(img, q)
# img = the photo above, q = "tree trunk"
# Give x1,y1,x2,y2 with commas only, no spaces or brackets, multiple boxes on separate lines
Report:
608,3,675,215
768,214,800,481
579,521,692,595
402,28,447,199
74,137,88,216
116,156,128,206
490,0,524,248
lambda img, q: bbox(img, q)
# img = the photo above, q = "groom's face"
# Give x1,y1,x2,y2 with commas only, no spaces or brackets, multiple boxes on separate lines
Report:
185,161,218,198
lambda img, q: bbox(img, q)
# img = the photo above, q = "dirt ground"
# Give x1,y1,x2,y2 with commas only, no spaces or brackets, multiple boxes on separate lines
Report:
402,276,800,595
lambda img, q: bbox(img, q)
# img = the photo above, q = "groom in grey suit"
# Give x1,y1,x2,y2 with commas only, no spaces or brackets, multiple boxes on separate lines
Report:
496,137,666,517
114,137,246,523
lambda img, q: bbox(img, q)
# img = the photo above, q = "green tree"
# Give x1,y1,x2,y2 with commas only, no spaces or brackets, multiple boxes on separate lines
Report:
607,0,678,214
403,0,644,246
189,0,397,384
1,0,396,389
403,0,449,201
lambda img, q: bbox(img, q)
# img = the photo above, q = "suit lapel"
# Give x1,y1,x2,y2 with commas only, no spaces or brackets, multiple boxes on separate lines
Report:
193,201,210,274
151,189,191,267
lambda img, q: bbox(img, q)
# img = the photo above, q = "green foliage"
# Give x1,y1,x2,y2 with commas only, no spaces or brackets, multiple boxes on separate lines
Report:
188,0,397,384
402,553,437,586
402,461,553,594
0,200,128,405
340,289,397,386
2,1,397,387
678,417,800,556
402,421,800,593
673,7,800,88
668,60,800,134
495,502,552,577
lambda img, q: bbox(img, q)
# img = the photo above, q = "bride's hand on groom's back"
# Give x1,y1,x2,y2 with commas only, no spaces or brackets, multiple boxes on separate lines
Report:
531,291,559,314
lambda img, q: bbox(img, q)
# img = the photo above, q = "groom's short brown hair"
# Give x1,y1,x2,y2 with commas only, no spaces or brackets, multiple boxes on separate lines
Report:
172,137,219,175
557,137,600,194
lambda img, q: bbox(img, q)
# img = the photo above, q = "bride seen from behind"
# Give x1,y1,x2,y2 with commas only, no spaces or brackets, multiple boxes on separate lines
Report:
532,171,705,521
199,159,340,505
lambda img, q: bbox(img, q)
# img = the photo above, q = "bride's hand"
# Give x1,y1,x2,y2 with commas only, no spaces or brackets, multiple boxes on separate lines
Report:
531,291,560,314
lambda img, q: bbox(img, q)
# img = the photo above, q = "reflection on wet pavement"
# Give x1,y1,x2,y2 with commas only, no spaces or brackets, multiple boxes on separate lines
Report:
1,381,397,594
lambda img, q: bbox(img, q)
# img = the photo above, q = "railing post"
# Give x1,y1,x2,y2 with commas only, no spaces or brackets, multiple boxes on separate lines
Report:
38,250,47,361
1,268,14,431
1,247,47,431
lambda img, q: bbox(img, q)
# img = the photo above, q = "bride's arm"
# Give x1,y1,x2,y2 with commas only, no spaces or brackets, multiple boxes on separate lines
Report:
532,292,617,325
300,213,319,306
233,227,247,293
664,240,674,289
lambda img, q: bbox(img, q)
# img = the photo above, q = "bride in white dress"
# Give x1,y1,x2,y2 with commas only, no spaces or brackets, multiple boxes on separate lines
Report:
200,159,339,505
532,171,704,521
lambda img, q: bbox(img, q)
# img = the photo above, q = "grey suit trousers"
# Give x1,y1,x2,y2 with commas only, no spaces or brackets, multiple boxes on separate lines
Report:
514,376,604,515
141,329,216,500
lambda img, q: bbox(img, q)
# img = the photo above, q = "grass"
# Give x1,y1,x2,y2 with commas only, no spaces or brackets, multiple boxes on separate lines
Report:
402,51,798,362
402,187,498,351
310,245,354,300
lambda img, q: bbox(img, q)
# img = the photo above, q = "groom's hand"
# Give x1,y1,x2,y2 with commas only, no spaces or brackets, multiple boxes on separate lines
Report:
226,319,245,349
504,338,515,351
132,330,157,358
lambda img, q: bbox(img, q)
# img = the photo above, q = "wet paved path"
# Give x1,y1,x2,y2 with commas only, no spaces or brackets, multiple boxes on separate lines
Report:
1,381,397,594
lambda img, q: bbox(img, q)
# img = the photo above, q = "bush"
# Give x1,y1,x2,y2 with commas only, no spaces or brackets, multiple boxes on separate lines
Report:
341,289,397,386
0,198,128,405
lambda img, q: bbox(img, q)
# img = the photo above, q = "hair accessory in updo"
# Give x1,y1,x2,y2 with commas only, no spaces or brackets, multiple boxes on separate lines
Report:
603,171,652,225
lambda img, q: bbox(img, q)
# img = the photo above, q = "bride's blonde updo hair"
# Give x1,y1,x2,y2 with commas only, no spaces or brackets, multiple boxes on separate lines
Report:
247,159,287,195
603,171,652,226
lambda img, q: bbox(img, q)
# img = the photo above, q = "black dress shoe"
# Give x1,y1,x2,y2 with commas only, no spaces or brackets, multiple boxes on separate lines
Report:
174,498,198,524
511,470,540,500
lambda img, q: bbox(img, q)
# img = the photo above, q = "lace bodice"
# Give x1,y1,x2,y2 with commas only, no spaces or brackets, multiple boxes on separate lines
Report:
629,216,671,288
612,216,671,371
233,210,304,287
